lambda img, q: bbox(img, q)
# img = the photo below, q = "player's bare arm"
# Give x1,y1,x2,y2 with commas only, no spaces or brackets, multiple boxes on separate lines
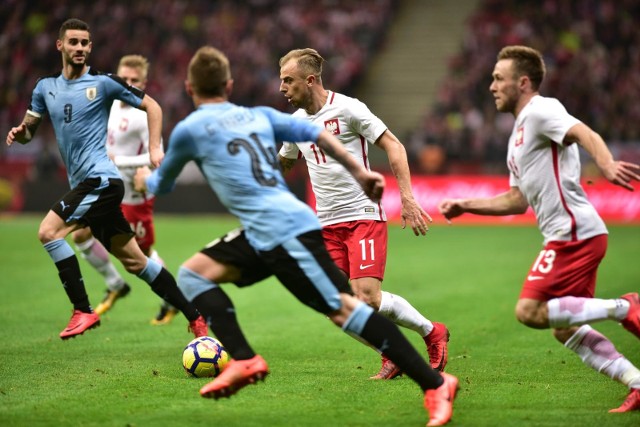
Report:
138,94,163,168
565,123,640,191
278,154,297,175
439,186,528,221
133,166,152,193
376,130,431,236
6,112,42,146
316,129,384,202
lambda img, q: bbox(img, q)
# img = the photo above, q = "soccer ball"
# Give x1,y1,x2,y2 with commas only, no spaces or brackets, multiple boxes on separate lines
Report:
182,336,230,378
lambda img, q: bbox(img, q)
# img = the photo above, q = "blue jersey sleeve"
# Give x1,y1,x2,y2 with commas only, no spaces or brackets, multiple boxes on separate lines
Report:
256,106,323,144
146,122,196,195
105,74,144,108
29,79,48,115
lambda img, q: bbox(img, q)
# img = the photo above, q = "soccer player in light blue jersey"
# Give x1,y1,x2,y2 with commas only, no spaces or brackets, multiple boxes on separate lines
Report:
6,18,207,340
134,46,458,426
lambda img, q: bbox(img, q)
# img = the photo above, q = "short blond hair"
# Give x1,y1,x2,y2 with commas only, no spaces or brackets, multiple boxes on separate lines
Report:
188,46,231,97
118,54,149,80
279,48,324,80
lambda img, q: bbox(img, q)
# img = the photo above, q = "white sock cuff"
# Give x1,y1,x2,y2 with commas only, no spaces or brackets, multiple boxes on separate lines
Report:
75,236,96,252
378,291,393,314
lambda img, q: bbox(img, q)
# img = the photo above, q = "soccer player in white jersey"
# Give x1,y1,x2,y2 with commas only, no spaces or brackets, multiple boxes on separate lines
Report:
5,19,207,340
71,55,177,324
439,45,640,413
277,48,449,379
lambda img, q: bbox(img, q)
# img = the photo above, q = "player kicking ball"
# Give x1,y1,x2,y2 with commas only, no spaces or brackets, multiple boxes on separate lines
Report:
135,45,459,426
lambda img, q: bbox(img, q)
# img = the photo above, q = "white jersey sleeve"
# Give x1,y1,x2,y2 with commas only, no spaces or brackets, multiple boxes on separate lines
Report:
278,91,388,225
280,141,301,160
107,101,158,205
506,95,607,243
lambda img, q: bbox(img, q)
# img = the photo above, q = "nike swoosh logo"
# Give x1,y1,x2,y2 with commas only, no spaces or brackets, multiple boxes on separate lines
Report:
434,348,446,371
64,324,83,332
360,264,375,270
527,275,545,281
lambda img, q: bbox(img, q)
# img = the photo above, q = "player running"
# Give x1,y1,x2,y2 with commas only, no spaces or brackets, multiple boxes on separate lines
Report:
277,48,449,379
136,45,458,426
439,45,640,413
71,54,177,324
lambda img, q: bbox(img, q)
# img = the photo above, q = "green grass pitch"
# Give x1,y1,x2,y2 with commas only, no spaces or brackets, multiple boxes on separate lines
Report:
0,215,638,426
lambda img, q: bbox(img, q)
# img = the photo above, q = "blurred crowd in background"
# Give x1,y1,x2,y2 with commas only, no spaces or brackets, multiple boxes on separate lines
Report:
0,0,395,190
406,0,640,174
1,0,638,210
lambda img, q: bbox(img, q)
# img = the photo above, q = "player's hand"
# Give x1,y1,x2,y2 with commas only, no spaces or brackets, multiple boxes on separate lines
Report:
438,199,466,223
134,166,152,192
601,160,640,191
400,198,432,236
6,123,28,146
360,171,385,203
149,146,164,169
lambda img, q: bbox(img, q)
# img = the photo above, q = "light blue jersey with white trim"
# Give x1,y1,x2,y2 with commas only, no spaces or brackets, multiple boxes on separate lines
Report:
28,67,144,188
146,102,324,251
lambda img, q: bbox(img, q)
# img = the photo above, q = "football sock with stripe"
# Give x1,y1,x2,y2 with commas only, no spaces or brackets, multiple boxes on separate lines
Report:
139,259,200,321
344,302,443,390
193,287,256,360
45,239,92,313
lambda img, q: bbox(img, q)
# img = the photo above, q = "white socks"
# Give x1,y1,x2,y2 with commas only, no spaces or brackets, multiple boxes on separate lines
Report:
565,325,640,388
377,291,433,337
548,296,630,328
75,237,125,291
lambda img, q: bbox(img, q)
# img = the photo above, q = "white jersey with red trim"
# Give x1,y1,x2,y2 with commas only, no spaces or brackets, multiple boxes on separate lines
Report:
507,95,607,243
107,101,157,205
279,91,388,225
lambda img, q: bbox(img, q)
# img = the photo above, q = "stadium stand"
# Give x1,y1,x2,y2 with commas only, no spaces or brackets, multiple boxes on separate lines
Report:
407,0,640,174
3,0,639,211
0,0,397,211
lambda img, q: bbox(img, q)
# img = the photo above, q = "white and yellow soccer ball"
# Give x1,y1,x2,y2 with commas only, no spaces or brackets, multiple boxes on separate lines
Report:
182,336,230,378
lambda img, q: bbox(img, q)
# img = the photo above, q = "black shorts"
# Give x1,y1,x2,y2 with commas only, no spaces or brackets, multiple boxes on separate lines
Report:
52,177,134,251
201,228,352,314
200,228,271,287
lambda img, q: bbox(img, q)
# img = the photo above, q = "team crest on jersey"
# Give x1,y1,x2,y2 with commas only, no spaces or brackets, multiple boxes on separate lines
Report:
324,119,340,135
515,126,524,147
86,87,97,101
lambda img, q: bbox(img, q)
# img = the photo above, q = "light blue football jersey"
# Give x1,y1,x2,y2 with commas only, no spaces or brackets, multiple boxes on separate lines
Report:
146,102,324,251
29,67,145,188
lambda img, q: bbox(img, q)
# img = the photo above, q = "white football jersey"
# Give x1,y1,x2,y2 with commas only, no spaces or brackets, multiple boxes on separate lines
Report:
279,91,388,225
507,95,607,243
107,101,157,205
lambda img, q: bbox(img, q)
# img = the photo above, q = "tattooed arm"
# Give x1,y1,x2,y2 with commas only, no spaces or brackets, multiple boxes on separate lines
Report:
6,112,42,146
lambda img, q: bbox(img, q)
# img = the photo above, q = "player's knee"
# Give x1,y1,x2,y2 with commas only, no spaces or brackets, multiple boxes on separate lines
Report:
353,290,380,310
327,293,359,326
120,256,146,275
362,298,380,311
515,303,547,329
37,224,57,244
552,327,576,344
327,308,348,327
